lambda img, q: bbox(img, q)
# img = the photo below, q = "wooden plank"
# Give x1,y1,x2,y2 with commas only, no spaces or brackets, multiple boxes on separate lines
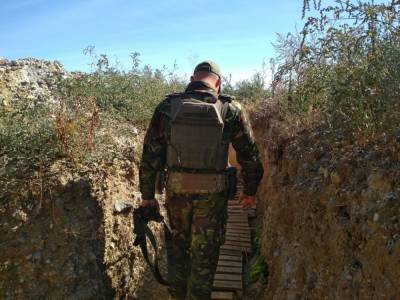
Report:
227,224,250,228
219,255,242,262
226,225,249,231
225,237,251,243
213,280,242,291
225,234,251,241
219,248,242,256
221,244,251,253
227,212,246,216
224,240,252,248
227,218,248,222
226,225,250,231
227,209,246,212
216,266,242,274
227,219,248,224
211,291,234,300
225,231,250,236
225,238,251,245
228,219,248,224
226,229,250,236
227,223,248,228
225,236,251,242
214,273,242,281
228,205,244,209
227,215,247,219
218,260,242,268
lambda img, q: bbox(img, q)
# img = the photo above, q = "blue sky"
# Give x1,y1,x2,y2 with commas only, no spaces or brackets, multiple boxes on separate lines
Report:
1,0,305,81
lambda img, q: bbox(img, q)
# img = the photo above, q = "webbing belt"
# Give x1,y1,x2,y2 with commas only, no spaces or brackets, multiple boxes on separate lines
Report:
167,172,226,194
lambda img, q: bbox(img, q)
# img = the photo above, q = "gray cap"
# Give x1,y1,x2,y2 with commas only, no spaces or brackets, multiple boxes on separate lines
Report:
194,60,221,78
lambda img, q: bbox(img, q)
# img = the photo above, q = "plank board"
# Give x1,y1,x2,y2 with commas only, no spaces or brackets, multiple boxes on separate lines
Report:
224,240,252,248
218,260,242,268
227,227,250,231
219,255,242,262
226,225,250,231
216,266,242,274
227,219,248,224
211,291,234,300
226,224,250,234
214,273,242,281
225,239,251,245
213,280,242,291
225,232,250,238
225,235,251,242
228,215,248,219
219,248,242,256
221,244,251,253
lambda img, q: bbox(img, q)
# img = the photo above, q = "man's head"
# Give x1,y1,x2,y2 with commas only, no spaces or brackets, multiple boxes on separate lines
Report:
191,61,222,93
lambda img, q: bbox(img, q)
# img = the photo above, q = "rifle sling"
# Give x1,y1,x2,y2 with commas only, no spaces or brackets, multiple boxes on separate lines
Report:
136,221,172,286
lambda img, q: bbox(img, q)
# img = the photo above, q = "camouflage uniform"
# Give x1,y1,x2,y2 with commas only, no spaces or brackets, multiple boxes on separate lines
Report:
139,80,263,299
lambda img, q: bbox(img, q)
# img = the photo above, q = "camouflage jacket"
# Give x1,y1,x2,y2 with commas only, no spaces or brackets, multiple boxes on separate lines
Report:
139,81,264,200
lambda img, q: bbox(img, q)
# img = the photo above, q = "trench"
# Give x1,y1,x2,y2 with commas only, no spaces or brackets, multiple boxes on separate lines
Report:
1,109,399,299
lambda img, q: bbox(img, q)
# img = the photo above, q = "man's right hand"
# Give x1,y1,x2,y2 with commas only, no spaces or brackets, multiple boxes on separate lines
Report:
240,194,256,209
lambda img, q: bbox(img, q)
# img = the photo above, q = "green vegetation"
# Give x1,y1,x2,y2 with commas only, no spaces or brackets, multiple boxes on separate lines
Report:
268,0,400,140
62,48,185,126
245,228,268,284
0,50,185,201
0,101,61,202
223,67,270,102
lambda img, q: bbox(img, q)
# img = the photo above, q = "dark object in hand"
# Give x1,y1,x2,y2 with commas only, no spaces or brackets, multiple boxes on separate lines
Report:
133,206,164,246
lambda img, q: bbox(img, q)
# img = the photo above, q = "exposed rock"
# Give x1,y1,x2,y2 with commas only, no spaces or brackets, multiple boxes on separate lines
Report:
12,209,27,222
0,58,70,106
114,201,133,213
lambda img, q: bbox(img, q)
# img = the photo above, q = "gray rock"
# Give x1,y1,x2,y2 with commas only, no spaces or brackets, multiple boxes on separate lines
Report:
114,201,133,213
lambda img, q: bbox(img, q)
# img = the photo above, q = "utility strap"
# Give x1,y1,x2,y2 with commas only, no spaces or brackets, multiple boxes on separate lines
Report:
136,221,172,286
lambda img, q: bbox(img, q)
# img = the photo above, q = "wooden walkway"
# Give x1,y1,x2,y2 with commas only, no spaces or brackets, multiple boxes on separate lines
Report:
211,181,256,300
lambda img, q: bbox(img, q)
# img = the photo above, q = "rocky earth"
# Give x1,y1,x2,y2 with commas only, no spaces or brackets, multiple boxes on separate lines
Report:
252,109,400,299
0,59,168,299
0,58,70,105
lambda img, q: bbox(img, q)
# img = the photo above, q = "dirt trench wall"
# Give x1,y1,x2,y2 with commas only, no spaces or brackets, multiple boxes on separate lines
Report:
0,156,168,300
253,115,400,299
0,177,114,299
0,58,168,299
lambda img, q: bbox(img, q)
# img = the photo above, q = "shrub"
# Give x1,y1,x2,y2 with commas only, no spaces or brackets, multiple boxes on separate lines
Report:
62,49,185,127
0,102,60,202
270,0,400,139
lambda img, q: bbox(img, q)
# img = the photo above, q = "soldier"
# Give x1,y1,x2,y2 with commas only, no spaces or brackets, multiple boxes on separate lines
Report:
139,61,264,300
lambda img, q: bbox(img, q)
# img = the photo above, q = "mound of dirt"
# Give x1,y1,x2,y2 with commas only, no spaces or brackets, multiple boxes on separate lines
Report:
0,58,69,105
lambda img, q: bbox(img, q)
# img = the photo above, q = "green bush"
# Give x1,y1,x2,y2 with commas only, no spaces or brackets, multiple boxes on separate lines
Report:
62,49,185,127
270,0,400,139
0,50,186,202
0,102,60,201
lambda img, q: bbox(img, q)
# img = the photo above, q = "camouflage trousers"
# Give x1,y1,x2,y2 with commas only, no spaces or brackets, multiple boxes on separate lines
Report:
166,191,228,300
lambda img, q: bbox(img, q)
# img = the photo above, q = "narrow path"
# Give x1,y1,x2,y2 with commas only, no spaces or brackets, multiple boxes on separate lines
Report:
211,180,255,300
